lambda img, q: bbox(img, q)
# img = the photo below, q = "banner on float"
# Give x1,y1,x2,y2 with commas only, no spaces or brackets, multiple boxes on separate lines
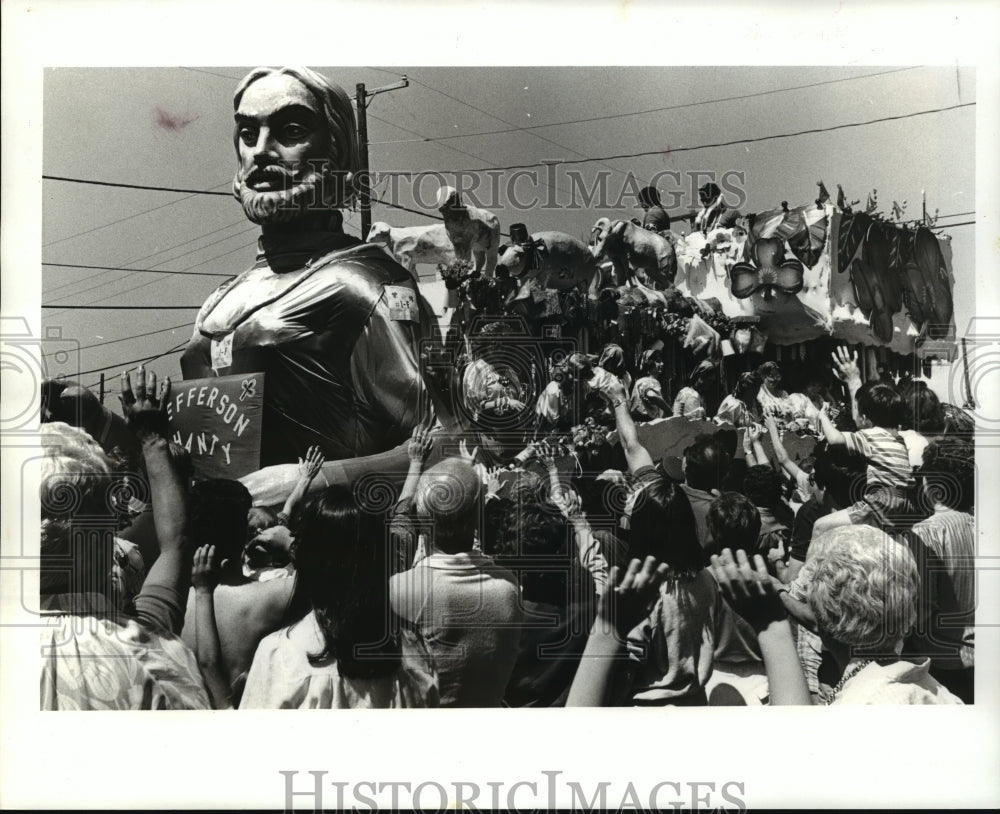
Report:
166,372,265,480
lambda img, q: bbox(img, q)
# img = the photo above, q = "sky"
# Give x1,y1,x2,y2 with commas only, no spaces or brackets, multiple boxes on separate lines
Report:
41,65,976,403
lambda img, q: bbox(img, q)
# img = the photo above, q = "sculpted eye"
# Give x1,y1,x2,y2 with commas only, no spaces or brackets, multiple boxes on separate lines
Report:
282,123,309,141
238,126,258,146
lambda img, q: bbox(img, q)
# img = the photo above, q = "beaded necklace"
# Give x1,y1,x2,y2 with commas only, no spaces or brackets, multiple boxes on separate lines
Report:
824,657,897,704
824,659,874,704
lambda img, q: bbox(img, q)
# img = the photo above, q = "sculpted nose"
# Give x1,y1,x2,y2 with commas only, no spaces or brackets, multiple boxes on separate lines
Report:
251,128,279,164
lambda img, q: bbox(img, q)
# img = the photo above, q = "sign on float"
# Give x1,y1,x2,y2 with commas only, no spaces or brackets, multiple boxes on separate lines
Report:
166,372,265,479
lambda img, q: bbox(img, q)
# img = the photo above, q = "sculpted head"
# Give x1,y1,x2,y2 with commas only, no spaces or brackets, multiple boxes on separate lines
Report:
366,221,392,245
232,67,359,225
496,244,529,277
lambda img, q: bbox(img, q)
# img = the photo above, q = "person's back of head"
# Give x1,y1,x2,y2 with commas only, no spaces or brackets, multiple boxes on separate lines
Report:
293,485,398,679
707,492,762,557
597,343,626,378
855,381,906,429
742,464,784,511
714,428,738,460
628,476,704,574
247,506,280,538
683,434,731,493
902,380,945,434
812,440,867,509
189,479,253,575
491,501,581,604
807,526,918,654
638,185,661,208
415,458,483,554
918,437,975,513
732,371,760,403
40,422,117,599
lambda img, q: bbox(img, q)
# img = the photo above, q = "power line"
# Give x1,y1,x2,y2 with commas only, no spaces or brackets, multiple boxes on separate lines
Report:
370,195,512,239
43,262,232,278
44,225,252,301
367,66,921,145
75,343,188,379
41,180,234,249
43,102,973,204
43,216,251,297
401,73,633,180
181,67,244,81
42,304,201,310
365,109,576,200
46,322,193,354
44,174,232,197
441,102,976,174
42,233,255,318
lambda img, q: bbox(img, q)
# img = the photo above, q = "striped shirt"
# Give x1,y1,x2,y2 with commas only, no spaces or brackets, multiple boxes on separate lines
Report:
907,509,975,669
842,427,914,491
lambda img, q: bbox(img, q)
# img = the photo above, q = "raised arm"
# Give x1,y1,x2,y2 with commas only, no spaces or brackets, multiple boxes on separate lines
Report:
190,545,233,709
119,366,188,635
764,412,806,485
567,557,670,707
709,548,812,705
819,402,846,447
541,444,610,595
748,422,770,467
831,346,864,426
279,445,325,522
599,375,654,473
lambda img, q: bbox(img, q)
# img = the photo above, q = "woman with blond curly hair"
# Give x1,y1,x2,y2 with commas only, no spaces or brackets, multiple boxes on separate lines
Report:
710,525,963,704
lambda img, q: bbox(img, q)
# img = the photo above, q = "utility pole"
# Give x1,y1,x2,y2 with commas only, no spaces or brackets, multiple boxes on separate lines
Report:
355,75,409,237
99,373,105,404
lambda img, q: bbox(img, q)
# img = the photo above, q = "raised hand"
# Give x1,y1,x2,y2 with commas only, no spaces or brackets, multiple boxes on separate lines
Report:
550,483,583,520
537,439,559,473
457,438,478,464
709,548,787,632
831,346,861,384
598,556,671,637
747,422,765,442
763,408,780,430
119,365,171,439
596,373,627,403
484,466,504,498
407,424,433,464
298,445,325,482
191,544,220,594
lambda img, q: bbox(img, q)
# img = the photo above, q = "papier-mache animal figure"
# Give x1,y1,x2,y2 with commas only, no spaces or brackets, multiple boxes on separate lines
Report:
589,217,677,290
435,185,501,276
497,223,603,299
366,221,456,276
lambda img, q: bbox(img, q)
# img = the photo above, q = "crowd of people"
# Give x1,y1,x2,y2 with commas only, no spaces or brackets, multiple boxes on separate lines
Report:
39,331,976,709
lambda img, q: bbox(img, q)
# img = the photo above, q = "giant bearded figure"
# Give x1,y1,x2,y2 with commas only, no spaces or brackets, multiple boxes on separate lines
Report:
182,67,436,466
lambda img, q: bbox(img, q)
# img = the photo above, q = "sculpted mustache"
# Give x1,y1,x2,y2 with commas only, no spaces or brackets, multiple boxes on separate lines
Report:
245,165,297,186
244,163,334,186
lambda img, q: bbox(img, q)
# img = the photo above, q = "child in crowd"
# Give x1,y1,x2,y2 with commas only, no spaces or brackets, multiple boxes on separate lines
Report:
242,445,325,580
704,492,769,705
813,348,916,535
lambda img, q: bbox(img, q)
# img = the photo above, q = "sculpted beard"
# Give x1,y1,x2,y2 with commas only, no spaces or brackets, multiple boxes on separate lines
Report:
235,161,340,225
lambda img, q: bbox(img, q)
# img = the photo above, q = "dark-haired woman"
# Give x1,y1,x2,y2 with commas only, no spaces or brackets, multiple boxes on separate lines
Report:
593,373,716,706
240,486,438,708
714,372,761,428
